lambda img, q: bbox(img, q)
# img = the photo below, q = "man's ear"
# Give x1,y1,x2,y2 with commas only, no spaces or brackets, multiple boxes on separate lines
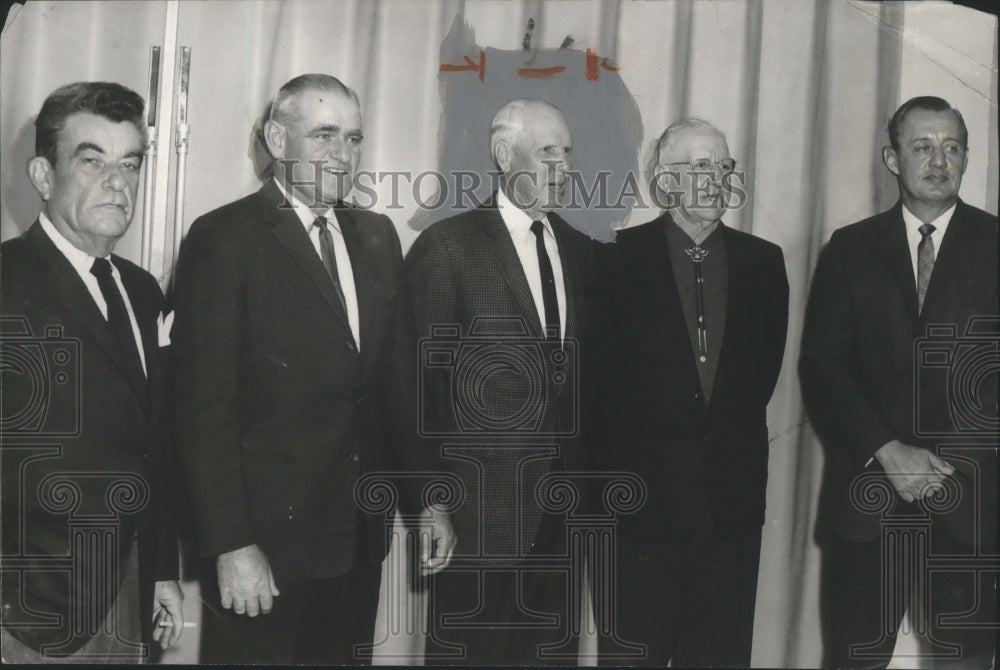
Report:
493,141,511,173
882,146,900,176
27,156,54,201
263,119,286,159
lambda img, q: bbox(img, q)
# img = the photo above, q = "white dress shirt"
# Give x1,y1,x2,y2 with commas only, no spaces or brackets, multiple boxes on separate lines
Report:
38,212,147,375
497,188,567,340
275,179,360,349
901,202,954,282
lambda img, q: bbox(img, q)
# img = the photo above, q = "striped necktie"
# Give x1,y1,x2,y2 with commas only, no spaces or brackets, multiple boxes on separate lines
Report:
916,223,936,313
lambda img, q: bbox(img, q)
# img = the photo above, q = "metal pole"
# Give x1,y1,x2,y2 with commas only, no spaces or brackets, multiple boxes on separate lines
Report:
141,46,161,272
168,46,191,291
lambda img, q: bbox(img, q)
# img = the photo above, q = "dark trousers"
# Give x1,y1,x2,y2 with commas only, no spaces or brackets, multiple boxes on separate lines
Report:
427,514,574,665
598,516,763,668
197,535,381,665
822,531,997,670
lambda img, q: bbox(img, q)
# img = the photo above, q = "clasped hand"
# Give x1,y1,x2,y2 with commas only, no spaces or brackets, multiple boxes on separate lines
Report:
875,439,955,503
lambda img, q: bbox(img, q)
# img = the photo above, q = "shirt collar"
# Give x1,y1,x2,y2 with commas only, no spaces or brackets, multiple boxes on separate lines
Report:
497,187,552,243
273,178,339,233
901,201,955,239
667,214,722,247
38,211,106,274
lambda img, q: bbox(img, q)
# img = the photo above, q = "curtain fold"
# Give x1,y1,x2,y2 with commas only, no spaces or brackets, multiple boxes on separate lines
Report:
1,1,995,666
0,0,168,257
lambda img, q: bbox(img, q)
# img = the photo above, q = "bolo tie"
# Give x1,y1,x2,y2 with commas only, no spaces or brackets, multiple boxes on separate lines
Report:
684,244,709,363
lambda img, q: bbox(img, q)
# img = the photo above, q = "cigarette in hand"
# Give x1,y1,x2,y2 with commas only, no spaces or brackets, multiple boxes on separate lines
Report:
158,620,198,628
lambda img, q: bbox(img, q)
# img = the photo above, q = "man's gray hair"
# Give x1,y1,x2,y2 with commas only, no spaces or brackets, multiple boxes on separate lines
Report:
489,98,561,162
269,73,359,126
655,117,723,165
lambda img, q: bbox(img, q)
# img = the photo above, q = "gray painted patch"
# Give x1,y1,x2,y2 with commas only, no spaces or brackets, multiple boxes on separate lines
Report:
409,16,643,242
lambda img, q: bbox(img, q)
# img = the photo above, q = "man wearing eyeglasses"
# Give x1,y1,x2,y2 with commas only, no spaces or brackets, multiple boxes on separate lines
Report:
594,118,788,666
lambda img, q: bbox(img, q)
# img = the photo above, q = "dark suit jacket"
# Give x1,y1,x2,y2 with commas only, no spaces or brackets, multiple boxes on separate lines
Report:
404,198,601,560
600,213,789,537
1,222,178,654
801,199,998,545
171,180,424,580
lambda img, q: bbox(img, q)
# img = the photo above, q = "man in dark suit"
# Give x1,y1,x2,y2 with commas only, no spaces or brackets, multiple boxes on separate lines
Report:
406,98,600,665
801,96,997,669
598,118,788,667
171,73,454,665
1,81,184,662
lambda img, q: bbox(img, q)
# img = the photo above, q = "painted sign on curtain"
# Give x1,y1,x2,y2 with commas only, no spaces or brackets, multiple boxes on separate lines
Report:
410,16,643,242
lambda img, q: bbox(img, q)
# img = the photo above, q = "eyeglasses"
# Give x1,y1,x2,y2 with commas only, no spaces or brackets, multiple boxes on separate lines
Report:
660,158,737,175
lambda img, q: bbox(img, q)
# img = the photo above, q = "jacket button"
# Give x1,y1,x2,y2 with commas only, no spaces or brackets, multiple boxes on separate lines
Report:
346,341,355,351
350,453,360,463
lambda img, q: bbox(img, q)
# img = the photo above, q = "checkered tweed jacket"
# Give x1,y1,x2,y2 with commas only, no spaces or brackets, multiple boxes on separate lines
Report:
405,197,601,562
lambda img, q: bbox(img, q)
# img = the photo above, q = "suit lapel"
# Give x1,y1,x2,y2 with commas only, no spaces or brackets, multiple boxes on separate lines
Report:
879,205,919,323
708,225,743,416
261,182,354,337
549,213,578,340
337,207,376,376
650,214,702,391
920,201,977,322
116,265,156,409
111,264,151,402
22,224,149,407
482,204,544,338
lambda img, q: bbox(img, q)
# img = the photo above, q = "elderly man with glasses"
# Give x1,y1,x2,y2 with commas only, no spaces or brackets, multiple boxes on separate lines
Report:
592,118,789,666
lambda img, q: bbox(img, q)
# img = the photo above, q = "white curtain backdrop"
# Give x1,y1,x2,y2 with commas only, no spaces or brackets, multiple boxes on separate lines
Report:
2,1,996,666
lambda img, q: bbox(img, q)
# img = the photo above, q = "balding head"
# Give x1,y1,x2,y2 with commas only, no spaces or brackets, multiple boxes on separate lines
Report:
489,99,573,219
263,73,363,207
490,99,569,163
653,117,733,229
655,118,724,166
269,73,358,127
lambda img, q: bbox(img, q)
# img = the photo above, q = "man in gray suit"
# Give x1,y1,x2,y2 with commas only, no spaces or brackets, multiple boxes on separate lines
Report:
406,98,601,665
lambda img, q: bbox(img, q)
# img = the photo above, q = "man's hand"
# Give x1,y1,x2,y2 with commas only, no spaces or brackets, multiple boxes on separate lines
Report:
216,544,280,616
419,505,456,574
151,580,184,649
875,439,955,503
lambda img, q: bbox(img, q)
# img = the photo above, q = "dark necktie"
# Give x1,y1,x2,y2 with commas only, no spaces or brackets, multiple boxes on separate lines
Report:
90,257,145,384
916,223,936,313
313,215,349,316
530,220,560,341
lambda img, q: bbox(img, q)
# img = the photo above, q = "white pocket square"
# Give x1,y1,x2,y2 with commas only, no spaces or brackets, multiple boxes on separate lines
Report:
157,311,174,347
